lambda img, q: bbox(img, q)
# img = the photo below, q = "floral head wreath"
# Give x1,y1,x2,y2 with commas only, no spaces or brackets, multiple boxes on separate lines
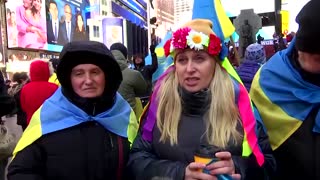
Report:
164,27,223,59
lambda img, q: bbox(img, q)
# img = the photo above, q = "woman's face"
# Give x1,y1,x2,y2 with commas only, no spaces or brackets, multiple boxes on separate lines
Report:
175,49,216,92
77,15,84,29
71,64,105,98
298,51,320,74
33,0,42,12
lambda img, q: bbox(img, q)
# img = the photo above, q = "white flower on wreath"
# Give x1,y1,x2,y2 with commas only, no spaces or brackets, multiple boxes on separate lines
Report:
186,30,209,50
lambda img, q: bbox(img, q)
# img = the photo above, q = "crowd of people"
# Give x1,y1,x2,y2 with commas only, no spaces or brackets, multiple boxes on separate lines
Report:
0,0,319,180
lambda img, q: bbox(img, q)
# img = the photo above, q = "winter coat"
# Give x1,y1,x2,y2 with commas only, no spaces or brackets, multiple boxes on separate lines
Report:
20,60,58,124
127,87,276,180
112,50,147,112
134,53,158,96
236,61,262,91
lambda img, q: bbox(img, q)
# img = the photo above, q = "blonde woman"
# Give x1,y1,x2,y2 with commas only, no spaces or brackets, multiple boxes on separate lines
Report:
127,19,276,180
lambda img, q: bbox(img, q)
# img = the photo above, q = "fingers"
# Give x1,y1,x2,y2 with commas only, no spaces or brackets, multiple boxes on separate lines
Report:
215,152,232,160
188,162,206,171
209,166,234,175
231,174,241,180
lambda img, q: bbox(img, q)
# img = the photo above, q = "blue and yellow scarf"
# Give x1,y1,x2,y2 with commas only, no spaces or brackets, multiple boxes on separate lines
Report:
13,87,138,157
250,40,320,150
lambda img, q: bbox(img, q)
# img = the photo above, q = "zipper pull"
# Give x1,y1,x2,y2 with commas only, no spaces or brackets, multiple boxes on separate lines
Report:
92,103,96,116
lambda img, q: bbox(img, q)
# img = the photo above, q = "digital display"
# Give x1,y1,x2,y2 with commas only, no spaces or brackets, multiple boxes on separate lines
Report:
6,0,92,52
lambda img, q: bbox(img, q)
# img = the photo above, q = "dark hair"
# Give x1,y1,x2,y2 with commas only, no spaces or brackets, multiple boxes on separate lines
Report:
49,0,57,6
132,54,144,63
75,12,85,32
12,72,28,84
31,0,42,16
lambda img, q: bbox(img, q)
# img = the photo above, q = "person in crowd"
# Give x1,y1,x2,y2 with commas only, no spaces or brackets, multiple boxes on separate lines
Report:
236,43,266,92
132,44,158,96
48,58,60,85
73,12,88,41
20,60,58,126
7,41,139,180
0,72,16,180
250,1,320,179
127,19,276,180
8,72,29,130
110,43,147,117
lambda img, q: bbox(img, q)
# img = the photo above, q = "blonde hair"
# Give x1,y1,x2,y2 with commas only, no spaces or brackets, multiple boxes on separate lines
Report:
156,60,242,148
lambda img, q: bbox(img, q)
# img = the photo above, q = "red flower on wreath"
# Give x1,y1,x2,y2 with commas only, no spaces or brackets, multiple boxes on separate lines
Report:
208,34,222,56
172,27,191,49
164,39,172,57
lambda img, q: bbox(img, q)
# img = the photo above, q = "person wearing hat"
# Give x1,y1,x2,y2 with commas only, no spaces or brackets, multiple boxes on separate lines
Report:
236,43,266,91
110,43,147,117
7,41,139,180
250,1,320,179
127,19,275,180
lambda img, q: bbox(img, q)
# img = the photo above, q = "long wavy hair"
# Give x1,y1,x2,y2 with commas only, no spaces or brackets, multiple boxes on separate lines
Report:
156,58,242,148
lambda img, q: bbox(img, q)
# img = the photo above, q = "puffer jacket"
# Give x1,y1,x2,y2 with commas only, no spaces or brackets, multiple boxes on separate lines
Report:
111,50,147,111
236,61,262,92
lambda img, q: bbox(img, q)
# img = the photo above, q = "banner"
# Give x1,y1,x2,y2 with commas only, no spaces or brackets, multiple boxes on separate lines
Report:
102,17,123,48
6,0,91,52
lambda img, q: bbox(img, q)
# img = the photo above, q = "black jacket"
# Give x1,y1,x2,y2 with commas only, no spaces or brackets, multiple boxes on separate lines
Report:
0,73,15,117
272,106,320,180
127,88,276,180
134,53,158,96
8,121,130,180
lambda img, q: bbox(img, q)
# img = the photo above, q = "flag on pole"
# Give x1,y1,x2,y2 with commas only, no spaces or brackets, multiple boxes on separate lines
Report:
192,0,235,40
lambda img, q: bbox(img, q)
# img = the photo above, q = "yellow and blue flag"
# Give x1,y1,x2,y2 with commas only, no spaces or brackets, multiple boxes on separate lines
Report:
13,87,139,157
192,0,235,40
250,39,320,150
145,31,174,83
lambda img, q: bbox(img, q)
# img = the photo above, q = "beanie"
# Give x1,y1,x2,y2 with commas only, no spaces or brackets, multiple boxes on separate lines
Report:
57,41,122,97
110,43,128,59
244,43,266,64
295,0,320,54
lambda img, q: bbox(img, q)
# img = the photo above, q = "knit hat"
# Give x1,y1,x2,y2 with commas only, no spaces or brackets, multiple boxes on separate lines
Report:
244,43,266,64
110,43,128,59
164,19,224,60
57,41,122,97
295,0,320,54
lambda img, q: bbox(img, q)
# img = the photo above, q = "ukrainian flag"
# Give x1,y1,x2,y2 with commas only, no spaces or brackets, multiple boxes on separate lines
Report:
250,40,320,150
192,0,235,40
192,0,240,85
13,87,139,157
144,31,174,83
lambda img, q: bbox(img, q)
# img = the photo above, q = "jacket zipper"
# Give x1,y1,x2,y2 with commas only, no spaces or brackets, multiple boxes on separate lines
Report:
92,103,96,116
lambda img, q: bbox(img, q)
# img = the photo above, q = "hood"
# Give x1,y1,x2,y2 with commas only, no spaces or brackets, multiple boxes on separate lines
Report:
30,60,51,82
111,50,128,71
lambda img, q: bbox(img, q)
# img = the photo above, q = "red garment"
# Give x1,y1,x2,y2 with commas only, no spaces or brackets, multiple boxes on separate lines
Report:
20,60,58,124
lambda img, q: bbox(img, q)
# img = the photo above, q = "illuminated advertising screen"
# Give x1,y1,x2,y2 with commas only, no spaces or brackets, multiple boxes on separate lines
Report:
6,0,91,52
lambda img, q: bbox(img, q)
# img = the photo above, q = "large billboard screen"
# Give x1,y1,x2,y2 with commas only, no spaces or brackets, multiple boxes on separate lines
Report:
6,0,91,52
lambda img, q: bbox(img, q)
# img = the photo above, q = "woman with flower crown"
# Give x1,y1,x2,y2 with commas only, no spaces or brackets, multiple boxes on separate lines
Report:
127,19,276,180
